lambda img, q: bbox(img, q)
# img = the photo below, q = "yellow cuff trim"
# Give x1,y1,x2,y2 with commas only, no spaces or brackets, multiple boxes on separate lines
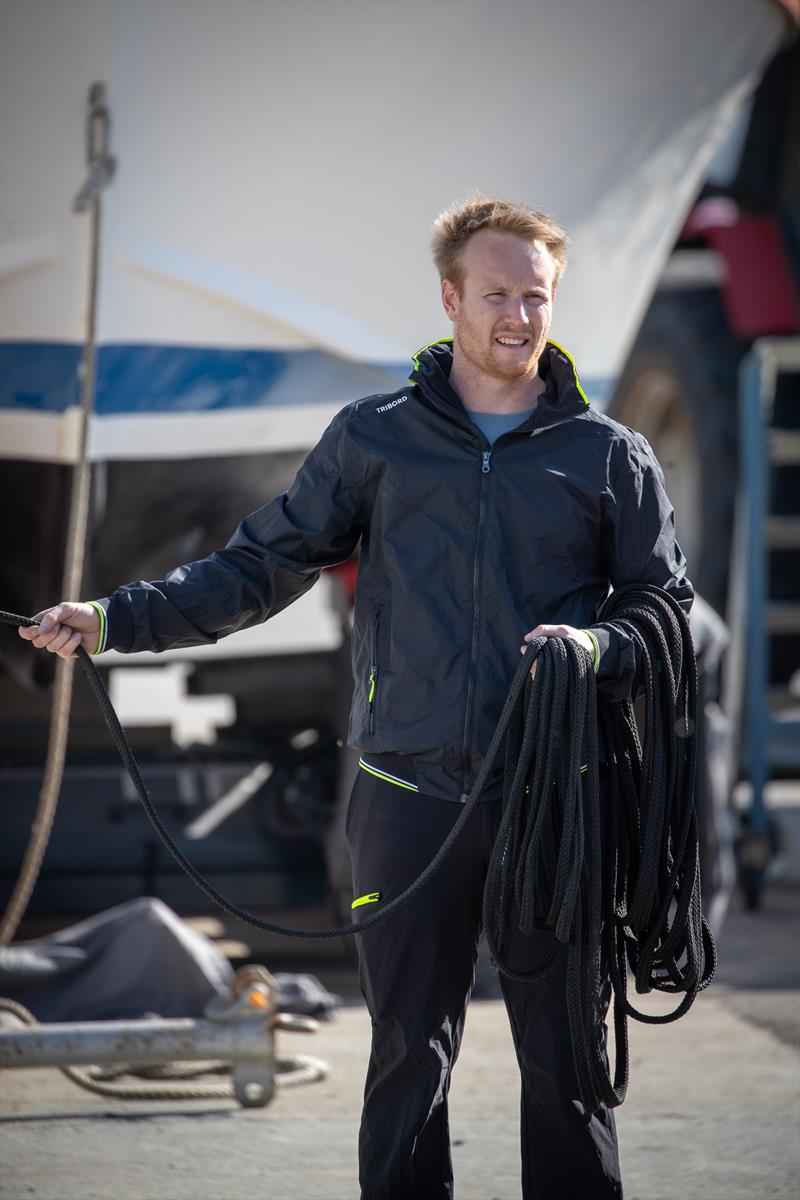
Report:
84,601,107,656
579,629,600,673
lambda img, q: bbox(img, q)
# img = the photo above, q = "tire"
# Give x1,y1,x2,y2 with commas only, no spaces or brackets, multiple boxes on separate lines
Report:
608,288,744,615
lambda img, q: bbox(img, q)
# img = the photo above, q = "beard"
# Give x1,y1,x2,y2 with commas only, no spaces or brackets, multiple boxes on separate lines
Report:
455,317,546,382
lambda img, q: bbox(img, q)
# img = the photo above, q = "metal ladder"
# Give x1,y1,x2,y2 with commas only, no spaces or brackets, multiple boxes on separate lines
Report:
726,337,800,906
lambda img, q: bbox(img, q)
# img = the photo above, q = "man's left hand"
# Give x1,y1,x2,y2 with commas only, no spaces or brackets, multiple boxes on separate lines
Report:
520,624,595,678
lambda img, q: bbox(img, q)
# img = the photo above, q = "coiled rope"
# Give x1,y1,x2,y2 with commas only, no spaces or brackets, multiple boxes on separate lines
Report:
483,583,716,1112
1,581,715,1111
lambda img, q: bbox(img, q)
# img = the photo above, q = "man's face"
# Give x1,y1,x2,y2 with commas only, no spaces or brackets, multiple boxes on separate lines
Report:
441,230,556,382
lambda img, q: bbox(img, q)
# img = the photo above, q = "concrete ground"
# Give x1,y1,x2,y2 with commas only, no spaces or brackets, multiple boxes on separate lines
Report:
1,884,798,1200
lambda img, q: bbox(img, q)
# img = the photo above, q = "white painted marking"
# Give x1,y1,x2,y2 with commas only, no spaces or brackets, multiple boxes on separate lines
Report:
184,761,273,840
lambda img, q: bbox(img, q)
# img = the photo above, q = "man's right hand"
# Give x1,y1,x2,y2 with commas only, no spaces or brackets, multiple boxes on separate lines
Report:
17,602,101,659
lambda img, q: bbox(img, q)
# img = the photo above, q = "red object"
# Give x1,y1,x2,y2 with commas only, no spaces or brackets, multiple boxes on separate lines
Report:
682,203,800,338
324,557,358,604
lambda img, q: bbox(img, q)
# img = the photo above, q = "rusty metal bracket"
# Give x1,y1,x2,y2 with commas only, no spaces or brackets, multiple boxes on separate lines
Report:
0,965,320,1109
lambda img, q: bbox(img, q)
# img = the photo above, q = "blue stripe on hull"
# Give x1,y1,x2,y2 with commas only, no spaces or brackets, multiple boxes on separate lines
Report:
0,343,82,413
0,342,408,415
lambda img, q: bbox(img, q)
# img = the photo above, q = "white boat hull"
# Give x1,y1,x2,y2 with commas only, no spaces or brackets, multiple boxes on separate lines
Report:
0,0,786,462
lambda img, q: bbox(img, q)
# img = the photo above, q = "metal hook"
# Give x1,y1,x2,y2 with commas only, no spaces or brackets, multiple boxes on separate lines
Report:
86,81,110,164
73,80,116,213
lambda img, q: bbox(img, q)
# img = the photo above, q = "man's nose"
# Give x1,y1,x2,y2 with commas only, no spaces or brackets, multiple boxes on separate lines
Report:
503,297,530,325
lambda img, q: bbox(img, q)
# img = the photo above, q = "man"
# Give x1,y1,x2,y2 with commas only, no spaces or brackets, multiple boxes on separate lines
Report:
21,196,691,1199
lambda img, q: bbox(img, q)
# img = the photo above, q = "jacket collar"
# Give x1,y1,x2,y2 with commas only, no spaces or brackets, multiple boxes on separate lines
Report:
408,337,589,432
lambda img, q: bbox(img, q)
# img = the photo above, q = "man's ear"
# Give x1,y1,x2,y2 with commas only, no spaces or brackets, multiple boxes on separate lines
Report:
441,278,459,322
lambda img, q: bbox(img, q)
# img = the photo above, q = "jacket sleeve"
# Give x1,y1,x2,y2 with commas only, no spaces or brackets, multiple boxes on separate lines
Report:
582,431,694,701
95,405,366,654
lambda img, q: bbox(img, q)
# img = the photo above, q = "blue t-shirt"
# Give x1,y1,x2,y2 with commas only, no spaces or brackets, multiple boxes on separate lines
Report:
464,406,536,446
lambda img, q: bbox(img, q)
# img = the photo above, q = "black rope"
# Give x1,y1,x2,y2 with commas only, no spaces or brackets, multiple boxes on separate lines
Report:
1,584,716,1113
1,608,538,941
481,584,716,1111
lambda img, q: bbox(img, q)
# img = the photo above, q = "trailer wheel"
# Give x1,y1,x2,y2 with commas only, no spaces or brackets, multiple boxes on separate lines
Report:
608,288,743,615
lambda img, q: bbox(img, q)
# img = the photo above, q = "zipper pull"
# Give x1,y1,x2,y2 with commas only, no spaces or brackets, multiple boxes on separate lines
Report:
368,668,377,703
481,450,492,473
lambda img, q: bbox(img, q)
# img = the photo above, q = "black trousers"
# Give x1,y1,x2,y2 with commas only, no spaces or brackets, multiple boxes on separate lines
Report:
347,755,623,1200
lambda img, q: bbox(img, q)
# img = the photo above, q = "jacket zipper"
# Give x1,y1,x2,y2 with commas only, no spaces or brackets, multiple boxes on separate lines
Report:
459,420,574,800
367,607,379,735
460,448,492,797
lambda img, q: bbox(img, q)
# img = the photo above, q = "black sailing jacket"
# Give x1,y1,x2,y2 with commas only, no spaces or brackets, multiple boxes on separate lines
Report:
96,340,693,802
